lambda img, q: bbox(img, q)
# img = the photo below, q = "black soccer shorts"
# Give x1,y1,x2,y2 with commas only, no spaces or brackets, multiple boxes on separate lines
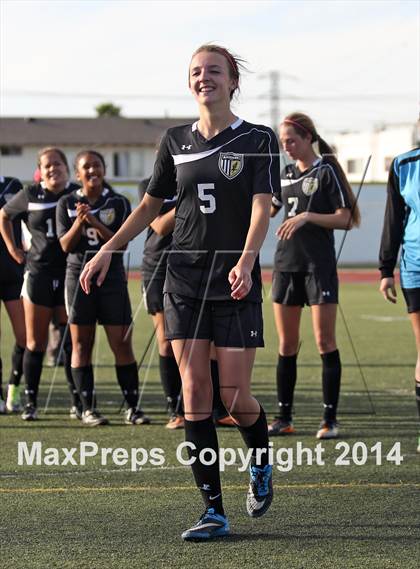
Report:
401,287,420,314
272,269,339,306
65,271,132,325
0,276,23,302
163,292,264,348
142,278,165,315
21,270,65,307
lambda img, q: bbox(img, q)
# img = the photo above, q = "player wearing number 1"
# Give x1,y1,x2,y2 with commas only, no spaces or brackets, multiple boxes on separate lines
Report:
56,150,150,427
79,44,279,540
269,113,360,439
0,148,80,421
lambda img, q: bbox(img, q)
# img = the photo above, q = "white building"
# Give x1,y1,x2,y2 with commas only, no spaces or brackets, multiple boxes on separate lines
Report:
331,123,419,183
0,116,195,182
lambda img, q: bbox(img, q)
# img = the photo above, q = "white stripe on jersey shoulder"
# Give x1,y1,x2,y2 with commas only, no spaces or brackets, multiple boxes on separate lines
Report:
28,202,58,211
323,162,346,207
172,145,224,166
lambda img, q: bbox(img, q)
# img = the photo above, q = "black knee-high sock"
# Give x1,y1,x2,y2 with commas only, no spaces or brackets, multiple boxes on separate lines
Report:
116,362,139,409
59,326,80,407
8,344,25,387
23,349,44,407
211,359,228,419
184,417,224,515
276,354,297,421
237,406,269,467
321,349,341,422
71,366,95,412
159,355,182,414
415,379,420,419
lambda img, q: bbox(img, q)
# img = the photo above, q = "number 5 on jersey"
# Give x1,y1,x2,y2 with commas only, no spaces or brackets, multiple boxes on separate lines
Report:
197,183,216,214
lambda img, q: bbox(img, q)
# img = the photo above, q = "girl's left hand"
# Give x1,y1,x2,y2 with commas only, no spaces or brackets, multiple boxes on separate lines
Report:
228,263,253,300
276,212,309,240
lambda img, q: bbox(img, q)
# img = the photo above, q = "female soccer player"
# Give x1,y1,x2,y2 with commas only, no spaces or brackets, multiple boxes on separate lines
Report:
0,176,26,414
80,44,279,540
139,179,233,429
379,147,420,452
57,150,150,427
269,112,360,439
0,149,81,421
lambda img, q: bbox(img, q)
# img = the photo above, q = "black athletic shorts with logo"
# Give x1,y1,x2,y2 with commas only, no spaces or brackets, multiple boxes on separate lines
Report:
164,292,264,348
142,278,165,315
65,271,132,325
401,287,420,314
272,269,339,306
21,271,65,307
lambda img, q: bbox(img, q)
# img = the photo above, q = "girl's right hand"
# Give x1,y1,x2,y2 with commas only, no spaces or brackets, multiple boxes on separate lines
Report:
380,277,397,303
79,249,112,293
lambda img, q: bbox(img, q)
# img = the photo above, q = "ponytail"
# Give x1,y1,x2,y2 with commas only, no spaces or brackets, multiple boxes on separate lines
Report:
318,136,361,228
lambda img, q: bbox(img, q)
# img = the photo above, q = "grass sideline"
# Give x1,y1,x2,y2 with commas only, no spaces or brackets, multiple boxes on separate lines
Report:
0,280,419,569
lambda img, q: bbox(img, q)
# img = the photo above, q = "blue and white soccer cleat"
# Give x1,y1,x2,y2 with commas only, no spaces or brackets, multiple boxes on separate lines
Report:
181,508,230,541
246,463,273,518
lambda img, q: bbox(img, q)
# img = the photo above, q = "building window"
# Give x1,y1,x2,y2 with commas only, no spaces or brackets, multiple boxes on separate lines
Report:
347,159,363,174
113,152,130,177
0,146,22,156
384,157,393,172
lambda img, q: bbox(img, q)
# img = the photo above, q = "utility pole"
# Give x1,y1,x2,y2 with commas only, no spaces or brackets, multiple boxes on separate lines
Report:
259,71,299,136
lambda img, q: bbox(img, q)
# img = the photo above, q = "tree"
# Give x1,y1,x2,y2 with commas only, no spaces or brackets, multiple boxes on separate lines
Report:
95,102,122,117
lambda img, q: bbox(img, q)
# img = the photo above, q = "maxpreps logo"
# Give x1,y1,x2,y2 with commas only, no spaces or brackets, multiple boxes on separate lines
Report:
302,177,319,196
218,152,244,180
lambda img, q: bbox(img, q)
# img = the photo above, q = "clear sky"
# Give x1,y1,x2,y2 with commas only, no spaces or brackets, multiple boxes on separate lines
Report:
1,0,418,133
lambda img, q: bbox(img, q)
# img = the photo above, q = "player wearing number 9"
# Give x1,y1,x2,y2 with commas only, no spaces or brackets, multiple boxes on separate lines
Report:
269,113,361,440
0,147,80,421
56,150,150,427
79,44,280,540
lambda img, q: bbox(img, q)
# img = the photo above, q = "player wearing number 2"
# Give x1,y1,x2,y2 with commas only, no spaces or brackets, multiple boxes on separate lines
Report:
79,44,280,540
0,148,81,421
269,113,360,440
56,150,150,427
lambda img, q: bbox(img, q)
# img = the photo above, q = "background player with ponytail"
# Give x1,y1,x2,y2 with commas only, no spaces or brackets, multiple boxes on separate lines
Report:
269,112,360,439
80,44,279,540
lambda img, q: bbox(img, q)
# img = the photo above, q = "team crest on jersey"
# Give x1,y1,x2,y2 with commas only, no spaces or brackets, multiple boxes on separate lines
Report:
302,177,319,196
99,208,115,225
218,152,244,180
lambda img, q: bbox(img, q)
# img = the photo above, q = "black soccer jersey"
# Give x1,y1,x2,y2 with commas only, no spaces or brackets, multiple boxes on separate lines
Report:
147,118,280,301
138,177,176,281
0,176,24,280
272,158,351,272
3,182,77,274
56,185,131,273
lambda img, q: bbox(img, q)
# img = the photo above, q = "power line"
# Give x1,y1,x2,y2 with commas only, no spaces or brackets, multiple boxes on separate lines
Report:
2,89,414,102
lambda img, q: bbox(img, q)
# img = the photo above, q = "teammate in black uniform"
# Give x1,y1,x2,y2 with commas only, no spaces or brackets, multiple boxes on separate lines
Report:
139,177,184,428
0,176,26,414
80,44,279,540
379,147,420,452
0,149,81,421
57,150,150,427
269,112,360,439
